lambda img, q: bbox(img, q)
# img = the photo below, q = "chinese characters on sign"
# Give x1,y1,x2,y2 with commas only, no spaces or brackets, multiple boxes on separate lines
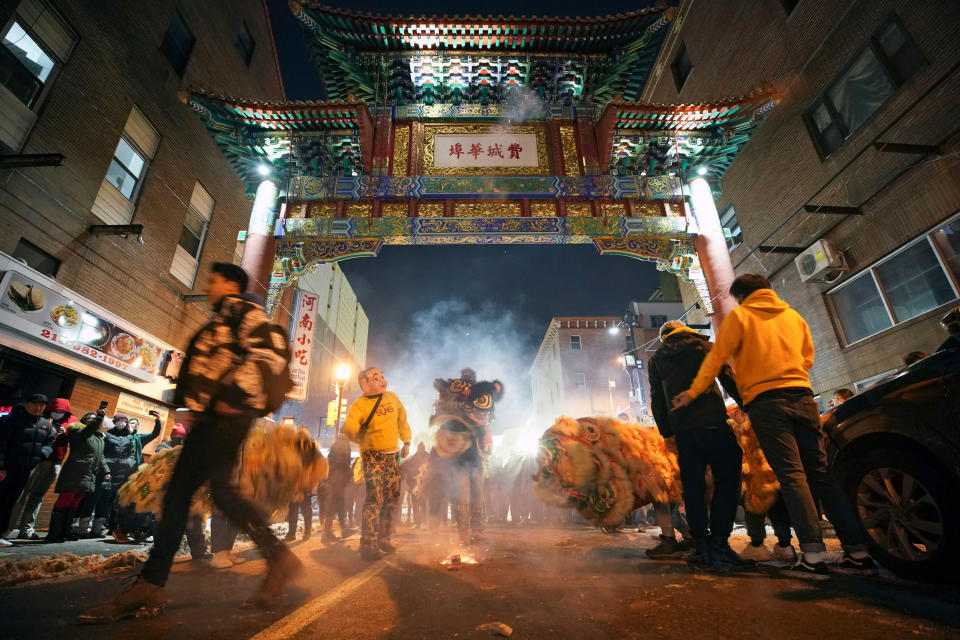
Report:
433,133,539,169
288,290,318,401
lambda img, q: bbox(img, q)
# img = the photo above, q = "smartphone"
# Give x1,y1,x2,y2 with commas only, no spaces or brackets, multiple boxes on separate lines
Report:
98,400,109,412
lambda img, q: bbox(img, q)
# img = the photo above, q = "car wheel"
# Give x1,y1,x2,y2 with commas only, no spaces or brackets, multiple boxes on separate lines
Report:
839,448,960,581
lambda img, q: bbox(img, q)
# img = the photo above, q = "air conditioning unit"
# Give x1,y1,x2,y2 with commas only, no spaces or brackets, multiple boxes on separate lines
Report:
795,239,846,283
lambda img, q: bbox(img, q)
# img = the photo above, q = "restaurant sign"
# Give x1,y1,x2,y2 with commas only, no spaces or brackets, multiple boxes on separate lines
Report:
288,290,318,402
432,133,539,169
0,270,184,382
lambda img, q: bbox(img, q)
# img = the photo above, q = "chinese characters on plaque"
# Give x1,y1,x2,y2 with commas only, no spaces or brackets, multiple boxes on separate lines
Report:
288,290,318,401
433,133,539,169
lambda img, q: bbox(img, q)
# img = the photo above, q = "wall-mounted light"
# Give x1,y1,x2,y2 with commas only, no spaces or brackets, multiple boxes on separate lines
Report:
697,166,708,175
257,163,271,176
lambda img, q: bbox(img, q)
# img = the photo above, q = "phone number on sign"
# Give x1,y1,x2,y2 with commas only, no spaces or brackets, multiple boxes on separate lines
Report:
39,329,130,372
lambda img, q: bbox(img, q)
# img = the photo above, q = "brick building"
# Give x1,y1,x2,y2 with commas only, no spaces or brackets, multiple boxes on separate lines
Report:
644,0,960,404
0,0,283,526
276,263,369,440
530,317,660,428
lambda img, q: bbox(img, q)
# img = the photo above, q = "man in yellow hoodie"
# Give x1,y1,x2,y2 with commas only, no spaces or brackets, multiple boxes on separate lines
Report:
342,367,411,561
673,274,875,578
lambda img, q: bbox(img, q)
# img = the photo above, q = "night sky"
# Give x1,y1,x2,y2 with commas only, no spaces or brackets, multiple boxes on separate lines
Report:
265,0,662,369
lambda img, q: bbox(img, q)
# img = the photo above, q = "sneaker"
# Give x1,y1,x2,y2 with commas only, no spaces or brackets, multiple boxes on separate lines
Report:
0,538,12,547
830,553,879,576
712,542,755,568
321,531,341,544
786,558,830,580
773,543,798,563
112,528,131,544
242,550,304,608
646,535,683,558
76,577,165,624
676,537,696,552
686,539,712,567
210,551,234,569
739,542,773,562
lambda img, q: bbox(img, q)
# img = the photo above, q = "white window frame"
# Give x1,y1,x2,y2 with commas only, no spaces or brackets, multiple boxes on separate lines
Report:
574,372,586,389
827,212,960,346
570,335,582,350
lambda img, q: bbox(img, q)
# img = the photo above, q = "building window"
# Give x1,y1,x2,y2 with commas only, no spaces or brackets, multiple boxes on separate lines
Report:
805,16,923,157
13,238,59,277
178,182,214,259
719,204,743,250
828,215,960,345
236,21,255,66
575,373,586,389
570,335,582,350
105,137,146,200
0,21,54,108
671,42,692,91
91,107,160,224
160,11,195,75
650,315,667,329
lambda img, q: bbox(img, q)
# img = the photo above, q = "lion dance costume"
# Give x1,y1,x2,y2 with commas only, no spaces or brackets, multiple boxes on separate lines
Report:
533,413,778,529
425,368,503,544
117,426,328,523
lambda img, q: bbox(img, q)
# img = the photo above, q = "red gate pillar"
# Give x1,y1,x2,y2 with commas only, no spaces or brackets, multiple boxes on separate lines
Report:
241,178,279,300
573,108,601,175
371,107,394,176
687,177,737,329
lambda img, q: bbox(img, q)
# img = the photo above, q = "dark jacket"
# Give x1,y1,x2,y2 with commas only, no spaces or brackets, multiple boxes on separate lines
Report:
648,328,743,438
55,418,110,493
0,406,56,473
131,418,163,465
938,334,960,352
175,293,291,415
102,418,160,489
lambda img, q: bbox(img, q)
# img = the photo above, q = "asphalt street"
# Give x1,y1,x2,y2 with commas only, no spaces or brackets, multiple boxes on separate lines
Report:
1,524,958,639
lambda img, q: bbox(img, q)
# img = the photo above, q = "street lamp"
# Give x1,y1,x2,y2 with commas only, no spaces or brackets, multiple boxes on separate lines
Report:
608,378,616,417
334,364,350,436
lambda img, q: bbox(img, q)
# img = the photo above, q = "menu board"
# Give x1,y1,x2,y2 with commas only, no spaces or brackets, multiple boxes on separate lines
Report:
0,270,184,383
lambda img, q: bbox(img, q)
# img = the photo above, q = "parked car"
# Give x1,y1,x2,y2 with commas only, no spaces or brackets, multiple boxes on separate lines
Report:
821,348,960,581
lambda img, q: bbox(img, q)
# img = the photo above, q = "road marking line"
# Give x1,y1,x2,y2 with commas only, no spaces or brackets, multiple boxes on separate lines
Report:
250,561,387,640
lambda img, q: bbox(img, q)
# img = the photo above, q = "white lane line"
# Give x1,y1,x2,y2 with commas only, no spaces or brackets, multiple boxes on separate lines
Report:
250,561,387,640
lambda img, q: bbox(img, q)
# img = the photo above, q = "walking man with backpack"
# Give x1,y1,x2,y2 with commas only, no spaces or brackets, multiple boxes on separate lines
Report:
79,263,296,622
342,368,411,561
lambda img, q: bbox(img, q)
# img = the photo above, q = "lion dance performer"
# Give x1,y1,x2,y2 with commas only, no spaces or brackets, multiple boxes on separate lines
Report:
429,368,503,545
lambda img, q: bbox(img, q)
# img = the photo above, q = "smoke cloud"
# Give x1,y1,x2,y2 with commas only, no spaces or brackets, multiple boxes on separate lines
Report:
380,298,538,445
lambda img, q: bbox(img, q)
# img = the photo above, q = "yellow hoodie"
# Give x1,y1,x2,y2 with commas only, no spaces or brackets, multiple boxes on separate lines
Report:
341,391,412,452
686,289,814,405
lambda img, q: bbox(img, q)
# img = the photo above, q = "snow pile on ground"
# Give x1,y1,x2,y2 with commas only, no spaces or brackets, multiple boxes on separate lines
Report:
0,551,146,586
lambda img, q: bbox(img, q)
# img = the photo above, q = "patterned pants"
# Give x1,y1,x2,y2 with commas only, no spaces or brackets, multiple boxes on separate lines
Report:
361,450,401,551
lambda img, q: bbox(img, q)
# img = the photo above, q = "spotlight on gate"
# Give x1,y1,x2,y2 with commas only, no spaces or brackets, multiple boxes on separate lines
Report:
257,163,271,176
697,166,708,175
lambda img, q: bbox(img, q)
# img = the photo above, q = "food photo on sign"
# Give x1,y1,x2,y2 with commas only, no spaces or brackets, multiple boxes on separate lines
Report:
0,270,181,382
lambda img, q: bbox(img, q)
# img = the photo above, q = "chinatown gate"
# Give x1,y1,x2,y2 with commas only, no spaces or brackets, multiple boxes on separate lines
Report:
187,2,776,328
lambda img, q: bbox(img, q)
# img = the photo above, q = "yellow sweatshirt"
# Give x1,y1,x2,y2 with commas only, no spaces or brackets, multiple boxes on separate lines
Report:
686,289,814,405
341,391,411,452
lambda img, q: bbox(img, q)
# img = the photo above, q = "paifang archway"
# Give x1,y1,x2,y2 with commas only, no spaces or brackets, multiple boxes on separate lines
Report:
186,2,777,326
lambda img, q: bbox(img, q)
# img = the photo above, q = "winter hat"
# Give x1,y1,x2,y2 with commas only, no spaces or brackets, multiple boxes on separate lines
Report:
171,424,186,437
27,392,48,404
659,320,687,340
50,397,71,412
113,414,128,423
